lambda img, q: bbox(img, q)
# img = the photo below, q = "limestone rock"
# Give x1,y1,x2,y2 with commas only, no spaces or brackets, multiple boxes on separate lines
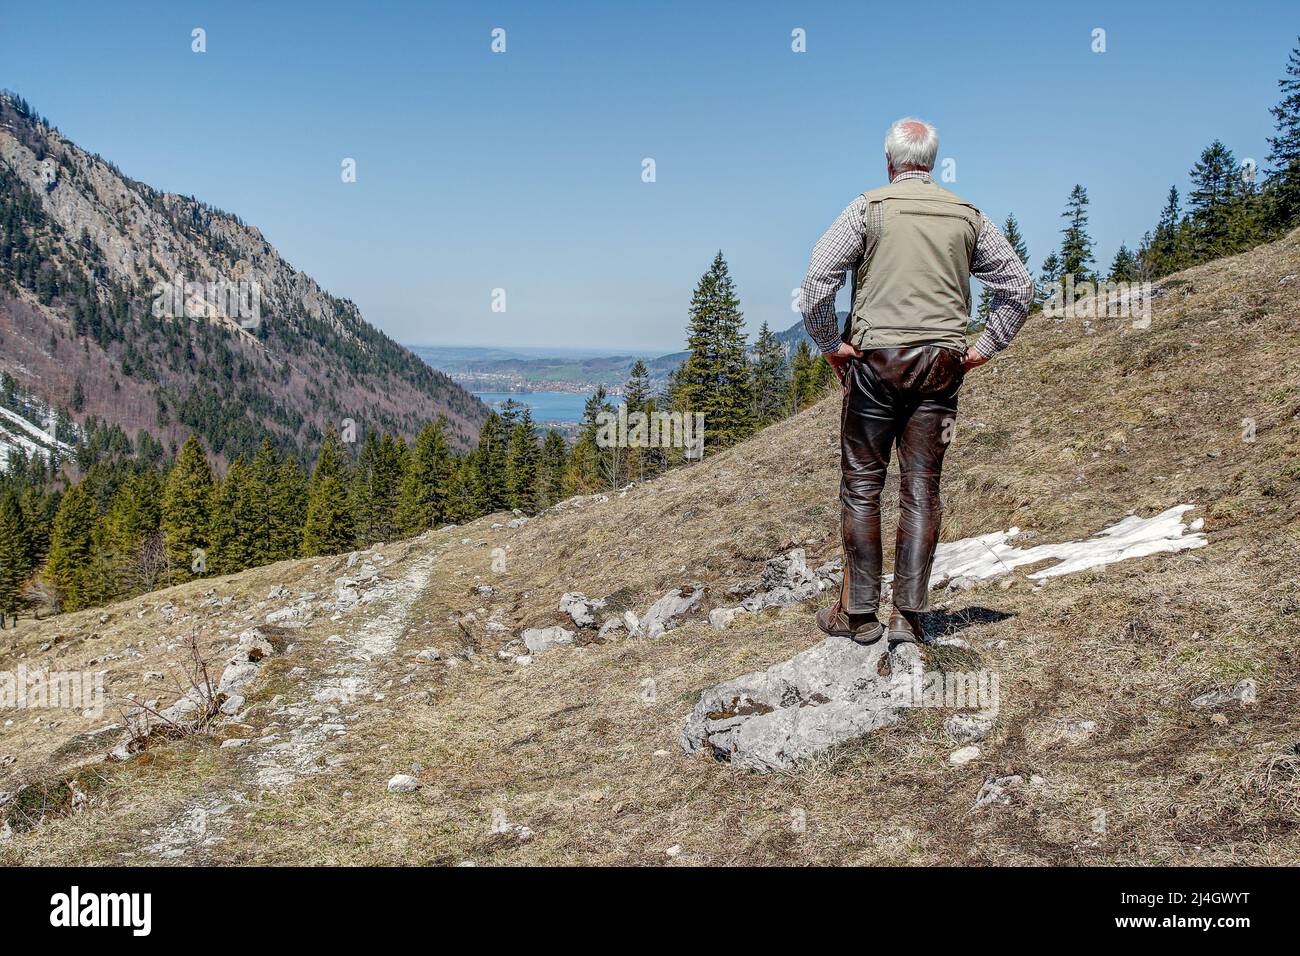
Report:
680,636,923,773
387,774,420,793
944,710,997,743
522,626,576,654
559,592,607,629
634,587,702,638
1191,679,1256,708
709,607,738,631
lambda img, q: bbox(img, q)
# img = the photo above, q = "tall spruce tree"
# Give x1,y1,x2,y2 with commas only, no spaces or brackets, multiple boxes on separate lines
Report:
0,490,30,614
1107,243,1138,282
505,408,539,511
102,469,162,595
395,417,452,536
790,339,833,411
1141,187,1186,278
246,439,280,566
979,213,1030,324
624,360,652,410
622,360,653,482
678,252,755,451
302,427,355,556
472,412,511,513
1059,185,1096,285
161,435,214,581
269,454,307,561
750,322,791,426
569,387,611,493
209,458,262,575
45,480,99,610
1037,252,1063,305
1187,140,1243,260
537,429,569,509
1266,38,1300,229
1003,212,1030,267
349,431,382,544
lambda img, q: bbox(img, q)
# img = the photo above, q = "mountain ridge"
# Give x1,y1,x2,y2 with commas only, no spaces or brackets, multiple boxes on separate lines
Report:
0,92,486,465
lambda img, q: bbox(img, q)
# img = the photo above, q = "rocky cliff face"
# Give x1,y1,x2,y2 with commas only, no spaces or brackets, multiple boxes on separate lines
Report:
0,93,485,463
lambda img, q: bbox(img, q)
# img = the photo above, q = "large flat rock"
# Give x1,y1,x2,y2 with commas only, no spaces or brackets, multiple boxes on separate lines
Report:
680,636,923,773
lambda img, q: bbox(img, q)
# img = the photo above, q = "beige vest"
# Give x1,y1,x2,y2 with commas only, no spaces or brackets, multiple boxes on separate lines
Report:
848,176,982,353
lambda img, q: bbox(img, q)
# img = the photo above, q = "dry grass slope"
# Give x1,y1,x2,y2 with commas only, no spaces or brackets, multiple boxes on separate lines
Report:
2,231,1298,865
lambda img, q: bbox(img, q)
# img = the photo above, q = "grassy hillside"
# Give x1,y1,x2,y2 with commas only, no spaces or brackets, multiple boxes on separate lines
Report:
2,231,1297,864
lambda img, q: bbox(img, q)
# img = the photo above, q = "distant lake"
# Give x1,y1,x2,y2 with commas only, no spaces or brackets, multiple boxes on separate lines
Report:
473,391,592,424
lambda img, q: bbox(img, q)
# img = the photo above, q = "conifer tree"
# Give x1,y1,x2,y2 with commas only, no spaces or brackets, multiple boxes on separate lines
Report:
624,360,652,410
209,458,259,574
1058,185,1096,285
505,408,539,511
1187,140,1242,260
269,454,307,561
678,252,755,450
472,412,511,513
442,456,478,523
1036,252,1063,306
1003,212,1030,268
102,469,162,594
161,435,214,581
370,434,408,542
45,481,99,610
536,429,569,509
0,490,30,615
790,340,832,411
750,322,791,426
1141,187,1185,278
622,360,653,482
302,427,355,556
246,439,281,565
395,417,452,536
1266,38,1300,228
1107,243,1138,282
349,431,382,544
569,388,611,493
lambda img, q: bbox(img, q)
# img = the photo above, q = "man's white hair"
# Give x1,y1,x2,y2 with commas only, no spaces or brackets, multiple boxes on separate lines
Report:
884,117,938,171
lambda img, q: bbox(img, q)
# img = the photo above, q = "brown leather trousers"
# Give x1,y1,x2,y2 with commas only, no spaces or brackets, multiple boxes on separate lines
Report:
839,345,965,614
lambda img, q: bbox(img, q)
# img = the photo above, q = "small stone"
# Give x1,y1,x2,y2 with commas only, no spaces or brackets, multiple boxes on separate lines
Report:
522,626,576,654
709,608,737,631
665,844,682,858
387,774,420,793
1191,679,1257,709
973,774,1023,809
949,745,981,766
945,710,996,743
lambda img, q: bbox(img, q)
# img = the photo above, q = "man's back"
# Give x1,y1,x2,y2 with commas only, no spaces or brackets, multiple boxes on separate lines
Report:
848,176,982,353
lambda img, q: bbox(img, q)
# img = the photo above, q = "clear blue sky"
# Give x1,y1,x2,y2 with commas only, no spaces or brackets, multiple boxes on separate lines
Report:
2,0,1292,351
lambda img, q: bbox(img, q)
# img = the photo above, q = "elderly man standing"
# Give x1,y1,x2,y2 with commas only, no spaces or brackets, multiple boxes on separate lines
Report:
800,117,1033,646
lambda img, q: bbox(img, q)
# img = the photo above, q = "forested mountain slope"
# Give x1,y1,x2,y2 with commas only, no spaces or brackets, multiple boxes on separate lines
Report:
0,93,485,464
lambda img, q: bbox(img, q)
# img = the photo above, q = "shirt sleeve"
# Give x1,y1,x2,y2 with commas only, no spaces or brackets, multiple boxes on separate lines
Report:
970,215,1034,358
800,199,866,354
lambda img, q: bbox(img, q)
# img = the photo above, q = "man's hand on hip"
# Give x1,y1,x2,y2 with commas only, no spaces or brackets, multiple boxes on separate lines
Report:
962,346,990,372
825,342,863,385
